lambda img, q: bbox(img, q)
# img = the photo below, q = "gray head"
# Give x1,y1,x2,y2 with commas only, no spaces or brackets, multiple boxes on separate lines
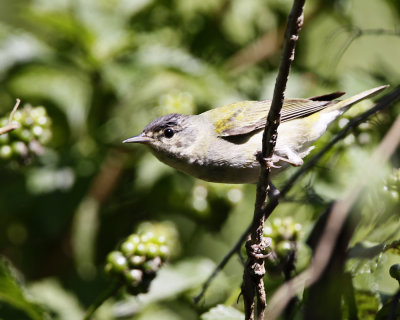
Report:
123,113,197,156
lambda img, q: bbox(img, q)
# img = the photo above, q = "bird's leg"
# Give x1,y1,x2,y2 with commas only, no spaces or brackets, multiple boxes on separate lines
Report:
256,150,304,168
273,148,304,167
247,237,272,259
255,152,282,168
272,154,303,167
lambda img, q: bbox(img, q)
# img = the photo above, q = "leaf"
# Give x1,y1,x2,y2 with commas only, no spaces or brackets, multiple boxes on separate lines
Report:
113,258,219,317
354,290,380,320
71,197,99,279
348,241,386,259
8,65,91,135
28,278,84,320
201,305,244,320
0,256,48,320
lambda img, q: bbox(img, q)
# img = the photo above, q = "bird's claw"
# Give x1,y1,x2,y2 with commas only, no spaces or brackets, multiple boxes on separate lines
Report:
264,158,282,169
247,237,272,259
255,152,282,168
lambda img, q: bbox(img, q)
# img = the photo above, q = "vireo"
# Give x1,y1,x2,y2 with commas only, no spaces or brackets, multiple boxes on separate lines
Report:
123,85,387,184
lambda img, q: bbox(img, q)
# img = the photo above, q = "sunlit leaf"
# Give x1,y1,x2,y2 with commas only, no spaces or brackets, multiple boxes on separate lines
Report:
0,257,48,320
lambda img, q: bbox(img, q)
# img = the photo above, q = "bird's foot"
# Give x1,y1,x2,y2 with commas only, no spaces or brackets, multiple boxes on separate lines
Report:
247,237,272,259
255,151,303,168
255,152,282,168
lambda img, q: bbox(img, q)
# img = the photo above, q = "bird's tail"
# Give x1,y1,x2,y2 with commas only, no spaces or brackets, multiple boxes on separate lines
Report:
332,85,389,113
305,85,388,143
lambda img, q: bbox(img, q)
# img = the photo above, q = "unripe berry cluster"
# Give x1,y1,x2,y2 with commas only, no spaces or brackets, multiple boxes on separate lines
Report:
263,217,302,259
382,168,400,204
105,226,172,295
0,105,51,162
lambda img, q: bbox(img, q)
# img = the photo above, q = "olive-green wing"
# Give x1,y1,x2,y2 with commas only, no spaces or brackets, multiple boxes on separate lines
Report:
205,85,388,137
205,99,333,137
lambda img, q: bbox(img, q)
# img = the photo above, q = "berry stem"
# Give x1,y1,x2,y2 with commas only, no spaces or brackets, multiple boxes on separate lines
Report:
0,99,21,136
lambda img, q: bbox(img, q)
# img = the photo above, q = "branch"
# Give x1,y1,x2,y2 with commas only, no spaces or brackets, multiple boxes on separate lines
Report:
266,109,400,320
0,99,21,135
332,26,400,69
193,86,400,304
241,1,305,319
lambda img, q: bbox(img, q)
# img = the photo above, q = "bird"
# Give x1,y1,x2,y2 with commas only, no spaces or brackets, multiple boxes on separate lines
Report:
123,85,387,184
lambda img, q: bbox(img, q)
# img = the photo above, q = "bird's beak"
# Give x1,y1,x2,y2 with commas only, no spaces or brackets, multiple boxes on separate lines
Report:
122,133,151,144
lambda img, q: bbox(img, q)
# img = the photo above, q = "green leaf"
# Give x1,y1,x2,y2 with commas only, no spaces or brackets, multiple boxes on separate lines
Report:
0,256,49,320
28,278,84,320
201,305,244,320
113,258,219,317
354,290,380,320
348,241,386,259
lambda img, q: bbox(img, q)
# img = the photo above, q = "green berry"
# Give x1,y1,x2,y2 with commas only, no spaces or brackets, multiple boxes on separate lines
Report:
106,251,128,273
121,241,136,256
11,141,28,156
276,241,292,257
156,235,167,245
124,269,143,286
35,116,49,126
389,264,400,281
39,129,51,144
263,225,274,236
272,218,282,228
31,107,46,119
127,234,141,245
294,223,302,232
146,244,159,258
129,255,146,267
24,116,34,126
14,128,33,142
140,232,155,243
136,243,147,256
0,133,9,144
12,111,23,122
158,245,170,260
143,257,162,273
32,125,43,137
0,145,12,159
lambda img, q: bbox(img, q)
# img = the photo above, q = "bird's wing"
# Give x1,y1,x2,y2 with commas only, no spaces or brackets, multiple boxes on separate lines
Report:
206,99,334,137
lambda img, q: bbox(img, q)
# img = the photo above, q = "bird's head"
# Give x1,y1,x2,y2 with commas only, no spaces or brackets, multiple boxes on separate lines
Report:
123,113,199,159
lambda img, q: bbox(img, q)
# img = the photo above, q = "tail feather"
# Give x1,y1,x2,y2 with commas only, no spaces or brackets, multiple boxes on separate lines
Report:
331,85,389,112
306,85,389,142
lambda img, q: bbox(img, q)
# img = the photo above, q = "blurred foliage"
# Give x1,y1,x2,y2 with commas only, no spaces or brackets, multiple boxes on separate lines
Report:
0,0,399,319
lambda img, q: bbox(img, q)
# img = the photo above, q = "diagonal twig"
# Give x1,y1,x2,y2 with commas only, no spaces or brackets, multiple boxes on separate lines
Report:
0,99,21,136
331,26,400,70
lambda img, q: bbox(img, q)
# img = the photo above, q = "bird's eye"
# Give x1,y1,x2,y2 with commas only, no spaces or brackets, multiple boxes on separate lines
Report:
164,128,174,138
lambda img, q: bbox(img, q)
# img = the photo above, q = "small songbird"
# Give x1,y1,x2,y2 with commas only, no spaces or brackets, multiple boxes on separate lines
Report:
123,85,387,184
